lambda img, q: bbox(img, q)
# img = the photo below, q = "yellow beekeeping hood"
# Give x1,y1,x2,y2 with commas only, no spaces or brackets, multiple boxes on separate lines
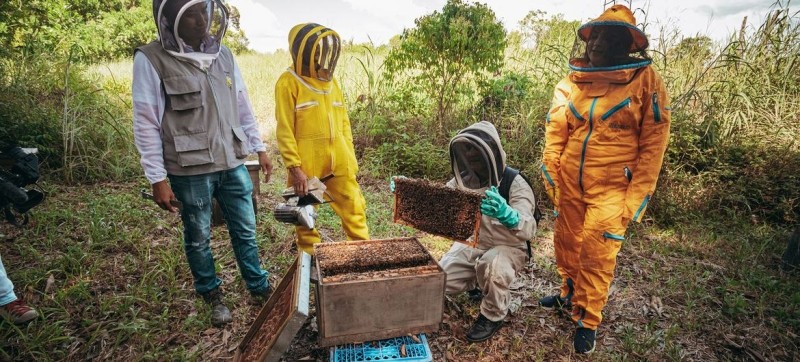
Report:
288,23,341,81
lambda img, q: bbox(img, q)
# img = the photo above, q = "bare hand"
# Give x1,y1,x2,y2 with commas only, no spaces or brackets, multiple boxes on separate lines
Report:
258,151,273,183
289,167,308,196
152,180,178,213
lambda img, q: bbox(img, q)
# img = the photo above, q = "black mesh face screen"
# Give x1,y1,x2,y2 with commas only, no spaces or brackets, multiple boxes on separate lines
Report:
290,24,340,80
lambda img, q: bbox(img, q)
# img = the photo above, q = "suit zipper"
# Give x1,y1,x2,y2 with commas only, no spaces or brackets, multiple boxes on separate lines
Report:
652,93,662,123
578,98,598,193
601,97,631,121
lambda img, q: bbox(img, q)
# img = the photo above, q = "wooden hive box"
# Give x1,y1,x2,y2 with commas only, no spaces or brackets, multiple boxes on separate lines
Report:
393,177,482,245
313,238,445,347
234,252,312,362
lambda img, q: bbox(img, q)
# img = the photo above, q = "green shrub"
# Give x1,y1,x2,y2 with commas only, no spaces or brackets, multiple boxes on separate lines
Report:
360,137,449,180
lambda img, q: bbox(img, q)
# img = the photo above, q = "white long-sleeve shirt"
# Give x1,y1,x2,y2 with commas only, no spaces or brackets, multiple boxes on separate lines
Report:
132,52,266,184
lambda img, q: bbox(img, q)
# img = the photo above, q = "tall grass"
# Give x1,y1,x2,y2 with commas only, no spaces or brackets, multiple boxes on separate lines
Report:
651,4,800,225
1,3,799,361
1,48,139,183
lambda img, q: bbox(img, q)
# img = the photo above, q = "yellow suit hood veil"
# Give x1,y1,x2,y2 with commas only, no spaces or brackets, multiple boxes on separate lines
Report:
288,23,341,81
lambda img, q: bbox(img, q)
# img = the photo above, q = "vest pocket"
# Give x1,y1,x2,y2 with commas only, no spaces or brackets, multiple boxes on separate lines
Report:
163,76,203,111
232,126,248,159
174,132,214,167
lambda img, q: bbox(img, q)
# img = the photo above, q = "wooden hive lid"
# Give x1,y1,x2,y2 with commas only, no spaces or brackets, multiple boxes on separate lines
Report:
234,252,312,362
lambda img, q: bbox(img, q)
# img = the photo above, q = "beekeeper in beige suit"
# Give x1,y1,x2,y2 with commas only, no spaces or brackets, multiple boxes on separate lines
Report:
439,121,538,343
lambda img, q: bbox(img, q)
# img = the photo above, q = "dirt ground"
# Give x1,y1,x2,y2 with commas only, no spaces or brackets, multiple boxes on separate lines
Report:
263,231,798,361
2,181,797,361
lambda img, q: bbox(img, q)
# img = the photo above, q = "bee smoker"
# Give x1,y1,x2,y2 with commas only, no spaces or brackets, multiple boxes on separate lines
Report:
273,175,332,229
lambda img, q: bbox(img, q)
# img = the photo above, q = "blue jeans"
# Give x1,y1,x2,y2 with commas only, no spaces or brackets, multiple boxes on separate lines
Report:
0,253,17,306
169,164,269,295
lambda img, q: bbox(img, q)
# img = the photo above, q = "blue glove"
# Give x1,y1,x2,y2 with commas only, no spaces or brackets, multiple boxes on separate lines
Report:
389,176,407,193
480,186,520,229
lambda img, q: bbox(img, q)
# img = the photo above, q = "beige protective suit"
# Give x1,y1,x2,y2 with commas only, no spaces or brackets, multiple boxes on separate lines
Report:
440,121,537,322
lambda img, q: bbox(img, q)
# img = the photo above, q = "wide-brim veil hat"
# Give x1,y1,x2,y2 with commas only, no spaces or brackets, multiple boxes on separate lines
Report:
577,4,648,52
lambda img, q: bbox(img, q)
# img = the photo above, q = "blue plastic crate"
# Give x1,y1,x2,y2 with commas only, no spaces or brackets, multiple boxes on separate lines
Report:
330,334,432,362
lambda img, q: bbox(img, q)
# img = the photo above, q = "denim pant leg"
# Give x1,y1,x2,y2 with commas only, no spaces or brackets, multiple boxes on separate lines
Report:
216,165,269,293
169,173,221,295
0,253,18,306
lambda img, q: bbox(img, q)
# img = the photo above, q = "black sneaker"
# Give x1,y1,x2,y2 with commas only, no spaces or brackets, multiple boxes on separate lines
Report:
249,284,274,305
539,294,571,310
465,314,503,343
574,327,596,354
201,288,232,327
467,288,483,303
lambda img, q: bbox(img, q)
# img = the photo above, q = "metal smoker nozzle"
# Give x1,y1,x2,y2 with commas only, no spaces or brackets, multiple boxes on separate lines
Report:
273,176,330,229
274,202,318,229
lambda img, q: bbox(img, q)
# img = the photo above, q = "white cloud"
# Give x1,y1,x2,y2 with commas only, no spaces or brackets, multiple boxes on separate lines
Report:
336,0,442,45
227,0,796,53
227,0,283,53
340,0,432,25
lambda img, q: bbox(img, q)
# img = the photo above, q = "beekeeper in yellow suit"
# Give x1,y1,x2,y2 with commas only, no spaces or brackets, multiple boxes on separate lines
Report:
539,5,670,354
275,23,369,253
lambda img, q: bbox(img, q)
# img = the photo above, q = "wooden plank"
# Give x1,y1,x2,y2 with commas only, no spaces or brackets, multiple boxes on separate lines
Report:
263,252,311,362
318,272,445,347
235,252,311,362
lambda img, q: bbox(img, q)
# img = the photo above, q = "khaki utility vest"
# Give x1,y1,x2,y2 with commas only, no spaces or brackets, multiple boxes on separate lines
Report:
136,42,249,176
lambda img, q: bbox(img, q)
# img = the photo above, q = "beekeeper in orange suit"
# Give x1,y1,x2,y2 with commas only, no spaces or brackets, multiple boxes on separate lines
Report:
275,23,369,254
539,5,670,354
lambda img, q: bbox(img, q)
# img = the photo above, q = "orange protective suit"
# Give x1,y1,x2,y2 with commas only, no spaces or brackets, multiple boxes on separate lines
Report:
541,55,671,329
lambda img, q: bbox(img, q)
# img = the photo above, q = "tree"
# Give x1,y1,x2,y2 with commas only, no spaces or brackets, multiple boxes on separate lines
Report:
222,5,250,54
671,36,713,63
384,0,506,132
518,11,578,54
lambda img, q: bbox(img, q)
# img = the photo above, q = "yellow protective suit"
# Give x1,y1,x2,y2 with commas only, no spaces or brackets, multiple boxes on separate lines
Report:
541,56,670,330
275,23,369,254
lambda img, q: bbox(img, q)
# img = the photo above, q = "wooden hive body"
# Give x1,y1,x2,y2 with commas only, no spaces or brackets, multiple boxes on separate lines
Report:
314,238,445,347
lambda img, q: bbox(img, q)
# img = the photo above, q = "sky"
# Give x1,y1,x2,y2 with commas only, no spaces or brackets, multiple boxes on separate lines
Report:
226,0,793,53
